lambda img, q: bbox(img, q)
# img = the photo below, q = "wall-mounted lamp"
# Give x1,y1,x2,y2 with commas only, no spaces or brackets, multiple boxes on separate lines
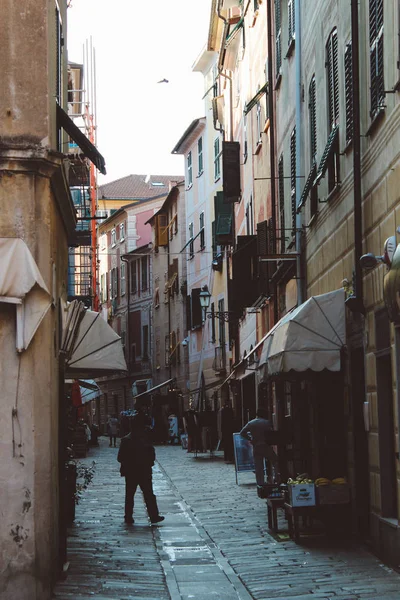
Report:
199,285,238,322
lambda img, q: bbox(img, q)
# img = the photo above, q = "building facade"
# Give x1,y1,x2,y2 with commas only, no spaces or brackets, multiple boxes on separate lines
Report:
0,2,75,598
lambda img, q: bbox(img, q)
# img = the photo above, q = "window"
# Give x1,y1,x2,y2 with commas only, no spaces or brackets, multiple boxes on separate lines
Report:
120,262,126,295
141,256,148,291
130,261,137,294
369,0,384,119
326,28,339,131
309,75,317,163
290,127,296,233
187,151,193,186
189,222,194,258
199,212,205,250
156,214,168,247
154,287,160,308
111,228,116,247
142,325,149,360
212,63,219,98
214,137,221,180
111,267,118,298
165,334,170,367
120,222,125,241
256,101,262,144
100,233,107,251
278,154,285,252
246,196,254,235
243,114,248,162
275,0,282,79
218,299,226,359
198,137,203,174
55,7,63,106
344,41,353,144
288,0,295,44
108,270,112,296
210,303,216,343
100,273,106,303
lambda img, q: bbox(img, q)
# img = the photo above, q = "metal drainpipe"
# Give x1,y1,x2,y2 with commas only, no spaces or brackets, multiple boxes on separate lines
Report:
351,0,363,309
266,0,278,322
294,0,304,305
121,255,130,391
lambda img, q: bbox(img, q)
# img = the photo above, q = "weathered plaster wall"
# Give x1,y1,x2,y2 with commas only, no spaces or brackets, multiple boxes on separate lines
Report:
0,168,68,599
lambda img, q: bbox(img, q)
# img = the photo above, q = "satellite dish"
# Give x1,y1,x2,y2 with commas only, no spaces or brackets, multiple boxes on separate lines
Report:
359,253,380,269
383,236,396,266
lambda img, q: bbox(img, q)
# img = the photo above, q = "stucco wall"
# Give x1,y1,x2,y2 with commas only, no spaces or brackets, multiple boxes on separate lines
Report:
0,167,69,599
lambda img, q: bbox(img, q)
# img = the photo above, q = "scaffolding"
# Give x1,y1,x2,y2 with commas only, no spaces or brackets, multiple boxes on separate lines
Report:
67,38,100,310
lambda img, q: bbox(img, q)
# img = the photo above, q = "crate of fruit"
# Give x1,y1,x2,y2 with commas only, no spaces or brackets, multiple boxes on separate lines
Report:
316,483,350,505
287,480,316,507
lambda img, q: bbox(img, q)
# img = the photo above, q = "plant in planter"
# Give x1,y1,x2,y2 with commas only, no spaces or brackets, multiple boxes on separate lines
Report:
74,460,96,504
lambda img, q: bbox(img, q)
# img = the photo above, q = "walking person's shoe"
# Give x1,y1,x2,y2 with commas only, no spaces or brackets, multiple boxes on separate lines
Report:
124,516,134,524
150,515,165,524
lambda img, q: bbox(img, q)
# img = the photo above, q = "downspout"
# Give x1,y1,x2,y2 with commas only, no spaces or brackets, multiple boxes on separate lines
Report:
294,0,304,305
351,0,363,309
266,0,278,322
121,255,130,393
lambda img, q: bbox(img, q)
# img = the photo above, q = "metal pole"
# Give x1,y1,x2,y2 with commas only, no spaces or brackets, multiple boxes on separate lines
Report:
351,0,363,309
295,0,304,305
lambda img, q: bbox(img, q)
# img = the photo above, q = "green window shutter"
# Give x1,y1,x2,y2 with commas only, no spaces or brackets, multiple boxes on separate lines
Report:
214,192,233,244
327,28,339,131
309,75,317,162
344,42,353,144
290,127,296,233
278,154,285,253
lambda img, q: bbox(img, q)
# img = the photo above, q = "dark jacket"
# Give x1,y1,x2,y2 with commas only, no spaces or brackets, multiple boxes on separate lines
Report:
117,432,156,477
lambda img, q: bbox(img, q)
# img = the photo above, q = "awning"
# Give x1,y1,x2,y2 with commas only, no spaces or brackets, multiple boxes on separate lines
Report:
57,104,106,175
259,289,346,375
133,378,174,400
64,303,127,377
297,162,317,213
78,379,101,404
244,82,269,115
0,238,52,352
315,125,339,184
221,19,243,71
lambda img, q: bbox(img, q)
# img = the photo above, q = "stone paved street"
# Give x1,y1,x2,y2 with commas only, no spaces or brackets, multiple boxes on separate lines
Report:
54,438,400,600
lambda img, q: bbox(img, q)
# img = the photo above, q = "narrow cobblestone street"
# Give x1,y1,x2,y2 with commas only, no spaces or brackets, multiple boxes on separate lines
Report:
54,439,400,600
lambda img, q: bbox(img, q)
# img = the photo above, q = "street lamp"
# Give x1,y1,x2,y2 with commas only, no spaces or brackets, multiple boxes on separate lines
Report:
199,285,237,322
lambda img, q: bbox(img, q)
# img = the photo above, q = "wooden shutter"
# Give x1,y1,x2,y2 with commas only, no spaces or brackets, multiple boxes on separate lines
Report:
290,128,296,233
344,42,353,144
223,141,241,203
309,75,317,162
156,214,168,247
327,28,339,130
288,0,295,42
275,0,282,76
191,288,202,329
278,154,285,253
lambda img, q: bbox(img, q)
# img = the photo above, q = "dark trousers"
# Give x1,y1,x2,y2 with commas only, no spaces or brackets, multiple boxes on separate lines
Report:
124,471,159,520
109,435,116,446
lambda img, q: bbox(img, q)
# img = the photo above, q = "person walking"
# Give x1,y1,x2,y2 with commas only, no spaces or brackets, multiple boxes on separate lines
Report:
117,412,164,525
239,408,279,486
108,414,119,447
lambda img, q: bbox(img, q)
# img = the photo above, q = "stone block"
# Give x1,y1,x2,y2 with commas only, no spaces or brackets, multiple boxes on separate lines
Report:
369,431,380,470
363,193,373,232
371,179,388,227
386,159,400,211
365,351,377,389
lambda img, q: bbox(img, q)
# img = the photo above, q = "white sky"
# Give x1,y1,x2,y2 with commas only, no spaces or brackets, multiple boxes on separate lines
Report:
67,0,213,184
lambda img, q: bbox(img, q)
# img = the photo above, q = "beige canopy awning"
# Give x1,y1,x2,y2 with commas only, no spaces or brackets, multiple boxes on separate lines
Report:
0,237,51,352
63,300,127,378
259,289,346,375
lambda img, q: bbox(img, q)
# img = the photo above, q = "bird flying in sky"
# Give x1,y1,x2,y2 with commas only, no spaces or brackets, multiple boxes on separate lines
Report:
157,78,169,84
